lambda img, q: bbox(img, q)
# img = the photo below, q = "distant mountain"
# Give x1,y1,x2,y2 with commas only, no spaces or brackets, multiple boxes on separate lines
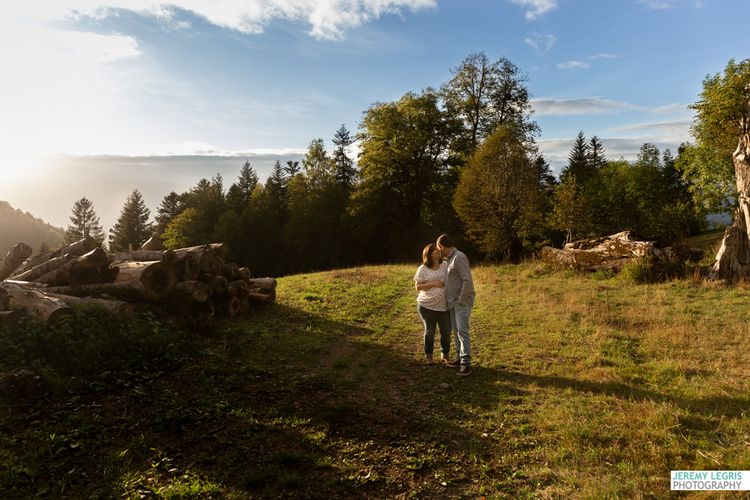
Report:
0,201,66,256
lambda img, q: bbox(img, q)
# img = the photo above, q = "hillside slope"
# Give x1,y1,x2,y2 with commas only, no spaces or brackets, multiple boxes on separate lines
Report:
1,264,749,497
0,201,65,255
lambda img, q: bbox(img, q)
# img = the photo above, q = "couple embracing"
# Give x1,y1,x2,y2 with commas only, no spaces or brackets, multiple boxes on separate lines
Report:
413,234,475,377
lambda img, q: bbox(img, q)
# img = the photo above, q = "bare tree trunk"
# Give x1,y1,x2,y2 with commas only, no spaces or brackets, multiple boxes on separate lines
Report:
710,85,750,281
0,243,33,280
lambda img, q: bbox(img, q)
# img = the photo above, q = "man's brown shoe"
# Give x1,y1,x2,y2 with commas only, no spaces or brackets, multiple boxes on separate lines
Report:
446,358,461,368
457,365,472,376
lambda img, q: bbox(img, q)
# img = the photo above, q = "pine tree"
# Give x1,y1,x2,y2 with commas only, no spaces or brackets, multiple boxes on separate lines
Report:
332,124,357,189
285,160,301,178
588,136,607,170
560,131,592,183
65,196,105,245
226,161,259,213
109,190,152,252
266,160,288,219
154,192,183,238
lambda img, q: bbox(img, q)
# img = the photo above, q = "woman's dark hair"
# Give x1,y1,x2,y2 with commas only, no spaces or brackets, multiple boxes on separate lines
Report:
422,243,438,267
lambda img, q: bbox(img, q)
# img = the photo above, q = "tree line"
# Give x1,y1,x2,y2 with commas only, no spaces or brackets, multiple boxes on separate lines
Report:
61,55,749,276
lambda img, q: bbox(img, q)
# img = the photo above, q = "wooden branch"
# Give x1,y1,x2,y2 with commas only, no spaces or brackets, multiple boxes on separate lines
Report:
0,243,33,280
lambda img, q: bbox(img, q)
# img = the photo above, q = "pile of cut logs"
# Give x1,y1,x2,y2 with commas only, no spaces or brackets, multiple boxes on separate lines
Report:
0,237,276,326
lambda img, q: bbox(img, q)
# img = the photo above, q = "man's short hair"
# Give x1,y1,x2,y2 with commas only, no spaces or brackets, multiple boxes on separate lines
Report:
437,234,454,248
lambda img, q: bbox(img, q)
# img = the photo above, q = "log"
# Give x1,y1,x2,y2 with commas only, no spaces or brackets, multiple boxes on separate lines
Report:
0,243,33,280
165,280,211,303
110,249,176,265
11,253,77,283
246,278,277,291
114,261,177,298
247,290,276,304
0,310,21,328
213,295,241,317
140,236,164,251
238,267,252,281
228,279,251,296
202,274,228,295
223,263,241,281
43,292,133,320
45,281,170,302
4,285,72,325
15,237,97,276
173,246,224,274
174,253,201,281
36,247,111,286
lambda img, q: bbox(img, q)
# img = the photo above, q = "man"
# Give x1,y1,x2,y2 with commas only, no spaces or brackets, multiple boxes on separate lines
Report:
436,234,475,376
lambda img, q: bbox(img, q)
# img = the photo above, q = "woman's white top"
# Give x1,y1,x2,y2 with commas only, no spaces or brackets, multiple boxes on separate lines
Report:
413,262,448,312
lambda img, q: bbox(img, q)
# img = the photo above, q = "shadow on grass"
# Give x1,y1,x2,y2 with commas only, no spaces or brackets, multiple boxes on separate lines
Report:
3,302,747,498
487,368,750,419
0,304,526,498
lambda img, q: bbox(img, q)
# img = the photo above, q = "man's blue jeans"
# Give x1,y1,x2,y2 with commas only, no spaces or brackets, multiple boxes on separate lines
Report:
449,296,473,366
417,304,451,358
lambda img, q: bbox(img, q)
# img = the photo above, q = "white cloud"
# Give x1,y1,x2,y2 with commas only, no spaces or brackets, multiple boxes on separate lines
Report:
532,98,691,117
637,0,681,9
607,119,692,142
588,53,617,60
532,97,631,116
523,32,556,55
557,60,590,70
510,0,557,20
14,0,437,41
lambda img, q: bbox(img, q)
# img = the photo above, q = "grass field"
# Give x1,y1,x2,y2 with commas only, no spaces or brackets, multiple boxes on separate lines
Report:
2,259,750,498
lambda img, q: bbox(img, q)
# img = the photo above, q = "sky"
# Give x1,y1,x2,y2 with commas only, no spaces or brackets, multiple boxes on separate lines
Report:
0,0,746,232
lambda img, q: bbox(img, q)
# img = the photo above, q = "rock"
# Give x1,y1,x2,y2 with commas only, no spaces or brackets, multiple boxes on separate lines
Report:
439,383,450,389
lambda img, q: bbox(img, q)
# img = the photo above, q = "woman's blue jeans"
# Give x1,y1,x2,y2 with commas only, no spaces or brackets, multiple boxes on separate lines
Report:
417,304,451,358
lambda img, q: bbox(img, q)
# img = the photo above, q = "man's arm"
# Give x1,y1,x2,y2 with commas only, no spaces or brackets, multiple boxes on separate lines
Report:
455,253,474,303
